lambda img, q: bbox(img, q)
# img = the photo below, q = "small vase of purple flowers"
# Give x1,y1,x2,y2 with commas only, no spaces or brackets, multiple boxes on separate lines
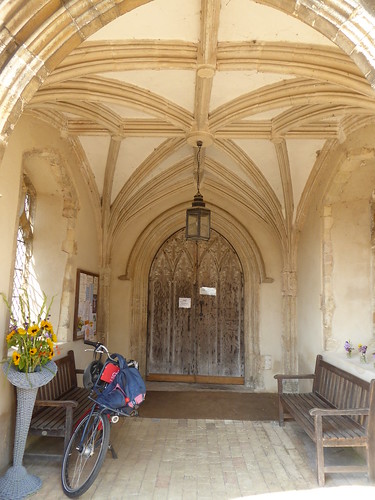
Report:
358,344,367,363
344,340,354,358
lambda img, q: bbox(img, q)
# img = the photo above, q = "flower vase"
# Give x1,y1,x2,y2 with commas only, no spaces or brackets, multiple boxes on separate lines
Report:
0,361,57,500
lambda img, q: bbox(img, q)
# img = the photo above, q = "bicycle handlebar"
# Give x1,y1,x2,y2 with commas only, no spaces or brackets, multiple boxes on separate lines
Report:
84,339,117,361
84,339,102,348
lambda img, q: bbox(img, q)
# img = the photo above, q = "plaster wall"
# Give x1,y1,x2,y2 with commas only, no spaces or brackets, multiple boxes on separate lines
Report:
0,125,29,471
324,132,375,358
109,278,132,358
0,115,100,469
258,241,283,391
297,129,375,381
32,192,65,309
297,206,323,374
259,277,283,391
331,198,372,348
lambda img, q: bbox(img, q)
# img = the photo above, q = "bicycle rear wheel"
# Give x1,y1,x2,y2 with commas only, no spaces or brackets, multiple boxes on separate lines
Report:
61,410,110,498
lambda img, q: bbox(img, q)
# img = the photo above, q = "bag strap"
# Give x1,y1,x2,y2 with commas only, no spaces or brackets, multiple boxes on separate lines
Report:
111,353,127,369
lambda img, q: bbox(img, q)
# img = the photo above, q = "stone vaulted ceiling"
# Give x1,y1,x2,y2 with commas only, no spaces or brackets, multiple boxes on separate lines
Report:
25,0,375,261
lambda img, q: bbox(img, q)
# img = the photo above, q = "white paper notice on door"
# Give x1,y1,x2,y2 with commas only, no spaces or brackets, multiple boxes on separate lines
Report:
200,287,216,296
179,297,191,308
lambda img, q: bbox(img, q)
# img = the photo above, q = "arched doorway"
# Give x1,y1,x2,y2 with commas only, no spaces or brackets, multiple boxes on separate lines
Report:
146,228,244,384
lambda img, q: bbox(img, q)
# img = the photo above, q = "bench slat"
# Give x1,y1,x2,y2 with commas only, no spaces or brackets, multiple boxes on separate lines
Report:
282,392,367,442
31,387,91,432
27,350,92,454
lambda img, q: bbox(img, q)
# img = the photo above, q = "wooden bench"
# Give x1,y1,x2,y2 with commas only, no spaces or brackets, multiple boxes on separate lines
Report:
274,354,375,486
28,350,92,455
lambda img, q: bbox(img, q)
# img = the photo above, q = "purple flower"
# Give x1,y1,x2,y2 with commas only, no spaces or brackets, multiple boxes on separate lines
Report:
344,340,353,353
358,344,367,354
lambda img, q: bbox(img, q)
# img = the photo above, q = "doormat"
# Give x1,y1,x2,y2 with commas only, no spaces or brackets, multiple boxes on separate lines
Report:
138,391,279,421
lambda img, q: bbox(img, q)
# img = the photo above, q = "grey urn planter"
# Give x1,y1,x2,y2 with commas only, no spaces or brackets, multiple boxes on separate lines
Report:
0,360,57,500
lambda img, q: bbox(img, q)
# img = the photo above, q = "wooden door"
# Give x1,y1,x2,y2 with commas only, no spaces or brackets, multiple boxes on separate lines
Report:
147,229,244,384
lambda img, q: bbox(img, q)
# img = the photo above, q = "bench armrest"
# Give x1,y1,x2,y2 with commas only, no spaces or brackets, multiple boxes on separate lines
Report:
274,374,315,380
274,373,315,395
310,407,369,417
34,399,78,409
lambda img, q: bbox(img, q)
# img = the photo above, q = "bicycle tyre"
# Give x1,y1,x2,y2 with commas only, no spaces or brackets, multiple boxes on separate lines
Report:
61,410,110,498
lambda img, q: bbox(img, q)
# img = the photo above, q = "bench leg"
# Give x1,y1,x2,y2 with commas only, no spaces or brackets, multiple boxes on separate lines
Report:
276,380,284,426
278,399,285,426
64,407,74,451
314,415,325,486
368,444,375,483
109,442,118,459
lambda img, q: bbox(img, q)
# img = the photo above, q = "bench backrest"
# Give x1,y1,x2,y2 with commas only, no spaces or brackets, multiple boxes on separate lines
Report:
313,354,373,426
37,350,78,400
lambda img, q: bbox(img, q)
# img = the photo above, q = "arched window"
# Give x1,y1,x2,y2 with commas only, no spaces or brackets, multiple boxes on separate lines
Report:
10,175,36,325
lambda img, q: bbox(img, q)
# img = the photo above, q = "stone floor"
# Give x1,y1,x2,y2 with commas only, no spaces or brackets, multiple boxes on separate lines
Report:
21,417,375,499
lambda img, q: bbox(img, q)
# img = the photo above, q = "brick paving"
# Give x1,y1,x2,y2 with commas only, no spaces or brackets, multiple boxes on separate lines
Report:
25,418,375,499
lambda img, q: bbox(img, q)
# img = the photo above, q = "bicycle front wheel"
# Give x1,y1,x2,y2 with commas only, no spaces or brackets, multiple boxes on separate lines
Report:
61,410,110,498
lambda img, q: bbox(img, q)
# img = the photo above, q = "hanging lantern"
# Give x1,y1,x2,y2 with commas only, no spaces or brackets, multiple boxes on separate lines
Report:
186,141,211,241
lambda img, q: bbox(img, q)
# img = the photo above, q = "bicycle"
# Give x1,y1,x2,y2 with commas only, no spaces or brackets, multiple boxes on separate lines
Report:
61,340,143,498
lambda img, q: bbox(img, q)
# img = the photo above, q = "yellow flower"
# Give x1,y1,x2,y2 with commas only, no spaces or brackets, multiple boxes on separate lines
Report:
17,328,26,336
6,330,15,342
28,324,39,336
47,338,54,349
48,349,54,360
41,320,53,332
52,333,57,343
12,352,20,365
30,348,37,356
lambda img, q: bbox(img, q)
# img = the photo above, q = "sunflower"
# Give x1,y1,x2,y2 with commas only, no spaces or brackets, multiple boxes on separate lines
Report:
28,324,39,336
41,320,53,332
6,330,15,342
2,290,57,372
12,352,21,365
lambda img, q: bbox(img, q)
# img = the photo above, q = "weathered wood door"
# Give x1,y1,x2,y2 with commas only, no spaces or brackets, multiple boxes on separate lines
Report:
147,229,244,384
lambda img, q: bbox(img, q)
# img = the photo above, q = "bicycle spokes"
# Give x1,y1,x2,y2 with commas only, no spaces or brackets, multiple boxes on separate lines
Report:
61,411,110,497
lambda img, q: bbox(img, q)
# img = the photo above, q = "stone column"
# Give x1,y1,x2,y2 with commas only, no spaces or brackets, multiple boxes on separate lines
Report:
96,266,111,345
281,268,297,375
370,192,375,338
58,203,79,342
321,205,336,350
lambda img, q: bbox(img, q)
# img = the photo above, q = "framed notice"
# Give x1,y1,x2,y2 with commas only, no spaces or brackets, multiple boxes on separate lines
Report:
179,297,191,309
73,269,99,341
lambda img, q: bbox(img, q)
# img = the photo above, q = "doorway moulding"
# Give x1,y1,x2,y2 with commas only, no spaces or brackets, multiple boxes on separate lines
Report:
120,205,273,389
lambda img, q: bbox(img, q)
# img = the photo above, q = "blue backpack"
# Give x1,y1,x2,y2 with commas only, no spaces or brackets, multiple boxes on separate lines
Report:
95,354,146,410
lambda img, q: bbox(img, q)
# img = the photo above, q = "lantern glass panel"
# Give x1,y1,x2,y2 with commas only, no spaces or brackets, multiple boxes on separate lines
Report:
186,210,199,238
186,208,210,240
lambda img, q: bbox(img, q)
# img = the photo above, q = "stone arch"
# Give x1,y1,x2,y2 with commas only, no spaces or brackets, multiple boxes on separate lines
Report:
263,0,375,90
120,205,273,388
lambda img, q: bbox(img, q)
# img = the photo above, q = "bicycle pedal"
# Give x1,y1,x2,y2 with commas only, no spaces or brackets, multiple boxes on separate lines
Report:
111,415,119,423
